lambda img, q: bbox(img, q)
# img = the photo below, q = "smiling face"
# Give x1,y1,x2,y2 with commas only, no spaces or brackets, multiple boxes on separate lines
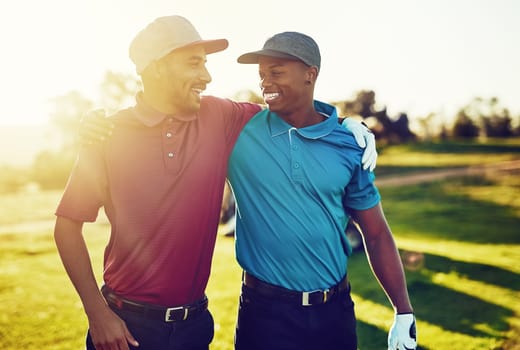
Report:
152,45,212,115
257,56,316,118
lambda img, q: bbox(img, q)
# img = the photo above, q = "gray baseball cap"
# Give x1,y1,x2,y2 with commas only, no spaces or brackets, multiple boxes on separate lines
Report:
237,31,321,71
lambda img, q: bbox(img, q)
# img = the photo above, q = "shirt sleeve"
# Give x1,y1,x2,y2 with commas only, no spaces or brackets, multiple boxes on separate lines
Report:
343,166,381,211
221,99,262,145
55,145,107,222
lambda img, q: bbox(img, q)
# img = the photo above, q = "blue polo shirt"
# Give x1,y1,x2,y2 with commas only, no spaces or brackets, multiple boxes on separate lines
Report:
228,100,380,291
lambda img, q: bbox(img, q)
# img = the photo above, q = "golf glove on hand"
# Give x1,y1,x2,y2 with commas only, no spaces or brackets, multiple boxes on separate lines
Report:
341,118,377,171
388,313,417,350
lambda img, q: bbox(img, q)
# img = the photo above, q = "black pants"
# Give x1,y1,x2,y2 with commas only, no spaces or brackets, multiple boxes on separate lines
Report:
234,283,357,350
86,305,214,350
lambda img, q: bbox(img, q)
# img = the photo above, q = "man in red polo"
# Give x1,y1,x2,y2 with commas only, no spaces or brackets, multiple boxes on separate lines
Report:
54,16,261,350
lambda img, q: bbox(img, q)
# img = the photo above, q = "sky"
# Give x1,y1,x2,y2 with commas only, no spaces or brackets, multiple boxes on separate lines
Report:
0,0,519,126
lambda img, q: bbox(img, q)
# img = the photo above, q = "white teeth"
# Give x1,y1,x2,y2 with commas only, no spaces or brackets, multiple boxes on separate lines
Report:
264,93,279,101
192,88,203,94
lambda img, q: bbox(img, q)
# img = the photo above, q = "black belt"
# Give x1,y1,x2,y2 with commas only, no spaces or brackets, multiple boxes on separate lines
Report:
101,286,208,322
242,271,349,306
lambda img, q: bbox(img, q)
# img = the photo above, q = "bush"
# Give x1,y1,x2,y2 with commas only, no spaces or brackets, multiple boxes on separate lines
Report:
0,165,31,194
31,150,76,190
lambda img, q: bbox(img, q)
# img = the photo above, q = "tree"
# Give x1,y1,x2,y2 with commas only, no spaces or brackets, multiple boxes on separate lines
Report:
30,91,94,189
0,165,31,193
452,110,480,138
334,90,416,144
481,113,513,137
99,71,141,114
339,90,380,119
48,90,94,149
393,113,415,142
31,150,77,190
454,97,513,138
416,112,448,141
25,72,141,191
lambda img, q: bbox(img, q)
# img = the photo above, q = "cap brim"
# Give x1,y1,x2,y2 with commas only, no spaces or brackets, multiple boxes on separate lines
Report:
183,38,229,55
237,49,299,64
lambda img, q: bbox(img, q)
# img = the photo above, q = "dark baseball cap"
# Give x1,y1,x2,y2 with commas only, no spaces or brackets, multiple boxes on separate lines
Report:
237,31,321,71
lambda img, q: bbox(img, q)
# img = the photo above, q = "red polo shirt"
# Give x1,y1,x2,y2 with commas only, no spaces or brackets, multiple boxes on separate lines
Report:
56,94,261,306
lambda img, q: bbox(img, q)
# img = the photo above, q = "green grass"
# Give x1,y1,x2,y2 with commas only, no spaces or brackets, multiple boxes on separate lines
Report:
362,175,520,349
375,138,520,176
1,140,519,349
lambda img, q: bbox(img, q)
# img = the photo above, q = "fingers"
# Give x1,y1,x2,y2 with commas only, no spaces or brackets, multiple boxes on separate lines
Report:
80,109,107,123
362,154,377,172
351,122,367,148
93,334,134,350
92,109,107,118
355,132,367,149
78,109,114,145
361,135,378,171
88,308,138,350
346,120,378,171
362,150,377,172
84,122,113,140
341,118,367,148
125,326,139,348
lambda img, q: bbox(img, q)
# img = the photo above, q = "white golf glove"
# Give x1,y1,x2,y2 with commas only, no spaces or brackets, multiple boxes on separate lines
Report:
341,118,378,171
388,313,417,350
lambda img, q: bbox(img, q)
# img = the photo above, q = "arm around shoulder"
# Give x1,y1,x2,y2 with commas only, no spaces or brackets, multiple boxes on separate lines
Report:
341,117,378,171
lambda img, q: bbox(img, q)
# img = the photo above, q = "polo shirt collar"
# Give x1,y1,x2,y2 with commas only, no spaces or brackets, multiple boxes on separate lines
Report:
133,92,198,127
269,100,338,139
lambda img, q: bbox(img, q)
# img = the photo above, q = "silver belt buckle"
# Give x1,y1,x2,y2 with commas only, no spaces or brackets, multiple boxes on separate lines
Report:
301,289,329,306
165,306,188,322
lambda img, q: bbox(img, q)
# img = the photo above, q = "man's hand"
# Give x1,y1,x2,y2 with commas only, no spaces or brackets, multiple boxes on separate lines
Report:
388,313,417,350
341,118,377,171
79,109,114,145
87,305,139,350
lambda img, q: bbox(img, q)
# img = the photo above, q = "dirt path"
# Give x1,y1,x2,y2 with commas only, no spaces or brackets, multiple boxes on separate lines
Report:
375,159,520,187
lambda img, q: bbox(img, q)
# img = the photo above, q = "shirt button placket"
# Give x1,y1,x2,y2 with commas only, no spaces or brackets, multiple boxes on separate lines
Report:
289,132,303,183
164,118,176,167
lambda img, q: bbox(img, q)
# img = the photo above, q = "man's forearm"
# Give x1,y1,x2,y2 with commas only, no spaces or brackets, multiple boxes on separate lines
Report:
54,217,107,316
364,233,413,314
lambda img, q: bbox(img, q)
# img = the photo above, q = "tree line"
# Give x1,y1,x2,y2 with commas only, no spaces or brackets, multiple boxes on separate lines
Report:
333,90,518,144
1,72,518,193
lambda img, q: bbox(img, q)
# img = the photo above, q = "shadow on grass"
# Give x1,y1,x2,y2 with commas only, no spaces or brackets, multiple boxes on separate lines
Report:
424,253,520,291
407,280,512,337
348,253,514,340
356,320,430,349
380,177,520,244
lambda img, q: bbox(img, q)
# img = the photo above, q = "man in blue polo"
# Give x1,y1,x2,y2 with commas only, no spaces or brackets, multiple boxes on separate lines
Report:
229,32,417,350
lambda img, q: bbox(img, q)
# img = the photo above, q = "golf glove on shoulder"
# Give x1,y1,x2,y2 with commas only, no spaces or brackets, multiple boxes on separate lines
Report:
341,118,377,171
